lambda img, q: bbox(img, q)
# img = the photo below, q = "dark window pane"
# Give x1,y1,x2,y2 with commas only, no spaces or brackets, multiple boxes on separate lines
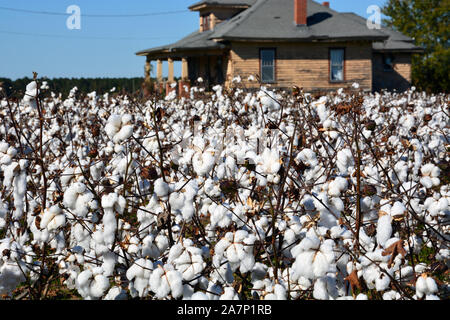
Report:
260,49,275,82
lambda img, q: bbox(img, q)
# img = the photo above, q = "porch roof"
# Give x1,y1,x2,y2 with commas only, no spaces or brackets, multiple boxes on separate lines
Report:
136,29,227,57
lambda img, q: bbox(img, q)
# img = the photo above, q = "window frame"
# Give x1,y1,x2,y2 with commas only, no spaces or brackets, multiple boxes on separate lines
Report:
329,47,346,83
259,48,277,84
201,14,211,31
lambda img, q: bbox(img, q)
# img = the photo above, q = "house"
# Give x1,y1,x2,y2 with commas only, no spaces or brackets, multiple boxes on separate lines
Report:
136,0,422,94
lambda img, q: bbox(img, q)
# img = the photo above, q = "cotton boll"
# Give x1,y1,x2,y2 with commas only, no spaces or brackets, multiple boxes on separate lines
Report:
328,177,348,197
425,277,439,294
313,277,329,300
89,274,110,298
154,178,169,198
292,232,335,280
105,115,122,139
336,149,354,175
193,150,215,176
113,125,133,143
104,286,128,300
375,273,391,292
383,290,401,300
376,213,392,248
220,286,239,300
391,201,406,218
150,264,183,299
191,291,209,300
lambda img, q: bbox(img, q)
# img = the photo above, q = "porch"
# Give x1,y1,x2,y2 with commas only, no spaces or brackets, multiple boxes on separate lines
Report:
143,49,229,97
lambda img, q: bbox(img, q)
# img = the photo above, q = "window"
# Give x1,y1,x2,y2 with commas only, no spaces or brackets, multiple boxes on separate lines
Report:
383,54,394,71
202,14,210,31
330,48,345,82
260,48,276,83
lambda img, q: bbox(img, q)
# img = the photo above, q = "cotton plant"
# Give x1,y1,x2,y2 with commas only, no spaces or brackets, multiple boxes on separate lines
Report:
420,163,441,189
0,79,448,300
251,279,287,300
415,274,440,300
149,264,183,299
291,229,336,281
214,230,256,274
75,266,110,299
167,239,206,283
105,114,134,144
126,258,154,298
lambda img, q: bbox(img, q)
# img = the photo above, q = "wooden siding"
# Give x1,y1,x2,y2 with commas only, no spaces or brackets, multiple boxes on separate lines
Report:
372,52,411,92
227,41,373,91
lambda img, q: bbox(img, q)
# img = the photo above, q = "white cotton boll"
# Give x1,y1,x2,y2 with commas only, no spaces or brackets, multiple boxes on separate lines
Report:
126,259,146,280
102,251,116,276
383,290,401,300
191,291,209,300
376,214,392,247
415,275,428,299
113,125,133,143
181,202,195,221
151,268,170,298
210,205,232,228
425,277,438,294
391,201,406,218
169,192,185,211
104,286,128,300
220,287,239,300
77,269,93,288
313,277,329,300
420,176,433,189
154,178,169,198
292,251,315,280
336,149,354,175
328,177,348,197
375,273,391,291
166,270,183,298
89,274,110,298
101,192,118,209
193,151,215,176
105,115,121,139
356,293,368,300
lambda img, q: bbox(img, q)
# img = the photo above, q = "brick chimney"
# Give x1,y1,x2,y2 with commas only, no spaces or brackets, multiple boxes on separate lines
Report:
294,0,307,26
322,2,330,8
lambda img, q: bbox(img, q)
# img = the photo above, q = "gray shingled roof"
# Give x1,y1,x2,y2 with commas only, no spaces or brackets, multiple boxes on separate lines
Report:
137,0,421,56
136,29,226,56
341,13,423,52
210,0,388,41
189,0,257,10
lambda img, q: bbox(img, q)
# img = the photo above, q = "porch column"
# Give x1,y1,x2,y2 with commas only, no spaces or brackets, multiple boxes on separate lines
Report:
156,59,163,82
145,57,151,83
168,58,174,83
181,58,188,80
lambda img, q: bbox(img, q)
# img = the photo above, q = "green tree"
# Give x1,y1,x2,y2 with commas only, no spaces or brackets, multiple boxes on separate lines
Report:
382,0,449,93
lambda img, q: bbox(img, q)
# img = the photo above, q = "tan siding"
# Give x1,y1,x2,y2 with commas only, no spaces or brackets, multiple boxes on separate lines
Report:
228,41,373,91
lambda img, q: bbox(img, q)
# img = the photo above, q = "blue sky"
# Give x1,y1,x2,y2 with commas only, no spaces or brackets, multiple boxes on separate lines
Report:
0,0,387,80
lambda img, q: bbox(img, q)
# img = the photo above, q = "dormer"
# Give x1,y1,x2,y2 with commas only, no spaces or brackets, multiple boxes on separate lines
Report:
188,0,256,32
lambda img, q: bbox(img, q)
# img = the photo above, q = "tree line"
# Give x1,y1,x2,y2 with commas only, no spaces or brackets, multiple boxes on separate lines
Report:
383,0,449,93
0,77,146,98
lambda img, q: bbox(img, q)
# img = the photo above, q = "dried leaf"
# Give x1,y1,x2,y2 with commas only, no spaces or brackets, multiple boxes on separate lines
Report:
345,270,362,295
382,239,407,268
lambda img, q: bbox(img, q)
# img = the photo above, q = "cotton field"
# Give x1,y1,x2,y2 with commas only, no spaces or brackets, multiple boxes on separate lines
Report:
0,79,448,300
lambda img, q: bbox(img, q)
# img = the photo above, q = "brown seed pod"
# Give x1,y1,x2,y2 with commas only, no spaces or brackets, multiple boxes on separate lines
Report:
362,185,377,197
34,216,41,230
